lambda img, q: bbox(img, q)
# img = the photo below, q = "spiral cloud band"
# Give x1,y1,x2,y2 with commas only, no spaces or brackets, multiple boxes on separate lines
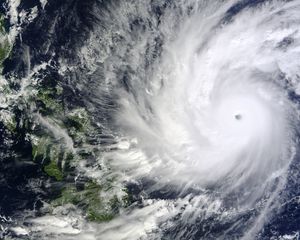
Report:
101,0,300,238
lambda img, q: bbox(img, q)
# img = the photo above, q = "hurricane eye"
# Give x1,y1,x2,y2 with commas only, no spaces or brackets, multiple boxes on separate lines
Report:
235,114,242,120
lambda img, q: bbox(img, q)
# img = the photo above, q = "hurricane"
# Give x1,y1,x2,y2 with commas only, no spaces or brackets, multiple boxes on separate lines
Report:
1,0,300,239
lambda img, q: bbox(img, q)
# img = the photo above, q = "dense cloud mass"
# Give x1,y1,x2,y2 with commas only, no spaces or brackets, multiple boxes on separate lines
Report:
1,0,300,239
